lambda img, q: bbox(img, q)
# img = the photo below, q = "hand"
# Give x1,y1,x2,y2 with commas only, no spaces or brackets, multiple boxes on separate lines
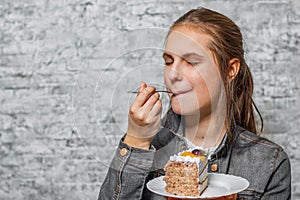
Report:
166,194,237,200
124,82,162,149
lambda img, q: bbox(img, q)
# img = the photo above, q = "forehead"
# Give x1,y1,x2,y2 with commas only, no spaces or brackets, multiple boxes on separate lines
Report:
164,26,213,58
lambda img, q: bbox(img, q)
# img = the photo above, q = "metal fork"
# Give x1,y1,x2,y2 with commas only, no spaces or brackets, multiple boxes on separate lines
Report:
127,90,173,94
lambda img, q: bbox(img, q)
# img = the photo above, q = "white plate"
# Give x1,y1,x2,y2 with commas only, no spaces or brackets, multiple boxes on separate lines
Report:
146,173,249,199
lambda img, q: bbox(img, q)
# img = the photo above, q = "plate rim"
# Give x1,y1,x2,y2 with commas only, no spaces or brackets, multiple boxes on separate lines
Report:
146,173,249,199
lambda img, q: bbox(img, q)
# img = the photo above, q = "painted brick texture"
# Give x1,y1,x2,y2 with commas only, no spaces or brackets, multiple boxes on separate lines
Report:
0,0,299,199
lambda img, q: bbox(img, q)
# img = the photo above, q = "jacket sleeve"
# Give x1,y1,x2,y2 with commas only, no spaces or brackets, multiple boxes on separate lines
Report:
98,136,155,200
261,149,291,200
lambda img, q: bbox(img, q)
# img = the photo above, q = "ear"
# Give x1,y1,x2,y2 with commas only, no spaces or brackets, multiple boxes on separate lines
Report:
228,58,240,81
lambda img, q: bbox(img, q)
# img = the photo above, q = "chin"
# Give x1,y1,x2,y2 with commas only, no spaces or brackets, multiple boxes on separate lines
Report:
171,102,198,116
171,105,183,115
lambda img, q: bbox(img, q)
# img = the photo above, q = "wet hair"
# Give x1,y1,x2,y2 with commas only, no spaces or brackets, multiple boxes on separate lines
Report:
169,8,263,139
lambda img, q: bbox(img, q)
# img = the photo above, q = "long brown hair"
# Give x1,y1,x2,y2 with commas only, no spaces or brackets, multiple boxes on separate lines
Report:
169,8,263,138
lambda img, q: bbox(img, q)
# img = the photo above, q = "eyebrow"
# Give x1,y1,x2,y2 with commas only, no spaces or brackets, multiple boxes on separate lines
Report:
163,52,204,60
182,52,204,59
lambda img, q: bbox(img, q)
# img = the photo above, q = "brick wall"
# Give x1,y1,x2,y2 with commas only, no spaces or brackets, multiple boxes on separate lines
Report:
0,0,299,199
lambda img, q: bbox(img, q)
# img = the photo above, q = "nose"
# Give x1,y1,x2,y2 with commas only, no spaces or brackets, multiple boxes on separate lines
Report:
166,62,183,82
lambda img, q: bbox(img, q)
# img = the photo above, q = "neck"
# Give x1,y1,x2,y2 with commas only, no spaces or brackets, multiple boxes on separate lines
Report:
184,110,226,148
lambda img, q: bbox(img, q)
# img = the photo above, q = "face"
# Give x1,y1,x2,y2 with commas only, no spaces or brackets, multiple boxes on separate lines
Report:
163,26,226,117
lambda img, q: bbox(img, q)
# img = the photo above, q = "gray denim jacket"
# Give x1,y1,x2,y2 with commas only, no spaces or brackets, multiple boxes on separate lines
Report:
98,110,291,200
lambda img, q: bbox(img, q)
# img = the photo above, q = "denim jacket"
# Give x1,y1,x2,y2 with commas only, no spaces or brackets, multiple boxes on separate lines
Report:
98,110,291,200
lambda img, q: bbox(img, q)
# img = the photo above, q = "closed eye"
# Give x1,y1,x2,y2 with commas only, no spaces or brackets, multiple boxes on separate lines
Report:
183,52,203,67
164,60,173,65
163,52,202,66
163,53,174,65
187,61,200,66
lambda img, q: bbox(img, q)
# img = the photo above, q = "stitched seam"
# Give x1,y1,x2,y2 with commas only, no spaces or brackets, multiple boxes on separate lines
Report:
128,157,153,169
126,160,152,172
114,151,130,200
239,189,263,195
239,132,282,149
272,148,280,172
138,173,149,199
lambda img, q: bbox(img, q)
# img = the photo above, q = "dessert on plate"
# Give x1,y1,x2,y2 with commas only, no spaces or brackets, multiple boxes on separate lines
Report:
163,148,208,196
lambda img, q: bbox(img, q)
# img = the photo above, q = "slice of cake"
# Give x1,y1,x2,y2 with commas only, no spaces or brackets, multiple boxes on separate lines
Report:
163,149,208,196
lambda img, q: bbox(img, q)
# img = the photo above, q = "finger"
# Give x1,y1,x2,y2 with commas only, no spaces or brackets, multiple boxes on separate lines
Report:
142,92,160,111
135,86,156,106
225,194,237,200
233,194,237,199
150,99,162,117
129,82,147,112
139,81,147,93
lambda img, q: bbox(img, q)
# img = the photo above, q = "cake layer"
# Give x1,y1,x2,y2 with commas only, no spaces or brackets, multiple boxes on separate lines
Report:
164,161,208,178
165,176,208,196
164,161,199,177
164,175,199,185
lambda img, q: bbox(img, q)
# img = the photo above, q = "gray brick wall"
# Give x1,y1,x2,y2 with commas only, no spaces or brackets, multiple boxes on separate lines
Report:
0,0,299,199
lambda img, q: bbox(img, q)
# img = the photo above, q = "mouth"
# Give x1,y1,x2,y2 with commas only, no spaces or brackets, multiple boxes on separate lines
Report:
172,89,192,96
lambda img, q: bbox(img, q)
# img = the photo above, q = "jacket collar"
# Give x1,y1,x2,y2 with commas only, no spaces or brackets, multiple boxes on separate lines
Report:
161,108,184,136
162,108,236,159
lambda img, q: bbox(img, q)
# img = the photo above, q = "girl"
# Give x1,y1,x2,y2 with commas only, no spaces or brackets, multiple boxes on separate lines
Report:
98,8,291,200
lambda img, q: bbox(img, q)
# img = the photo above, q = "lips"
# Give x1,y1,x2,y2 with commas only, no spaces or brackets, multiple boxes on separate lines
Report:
172,89,192,96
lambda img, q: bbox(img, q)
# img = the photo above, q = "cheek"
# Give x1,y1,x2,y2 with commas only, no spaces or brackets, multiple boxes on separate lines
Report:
186,69,216,109
194,66,221,92
163,67,170,85
188,70,209,93
170,94,199,115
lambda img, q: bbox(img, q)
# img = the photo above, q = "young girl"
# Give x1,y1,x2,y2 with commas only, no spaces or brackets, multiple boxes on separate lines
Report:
98,8,291,200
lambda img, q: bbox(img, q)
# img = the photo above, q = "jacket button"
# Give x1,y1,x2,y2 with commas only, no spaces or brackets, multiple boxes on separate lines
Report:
120,148,128,156
211,164,218,172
